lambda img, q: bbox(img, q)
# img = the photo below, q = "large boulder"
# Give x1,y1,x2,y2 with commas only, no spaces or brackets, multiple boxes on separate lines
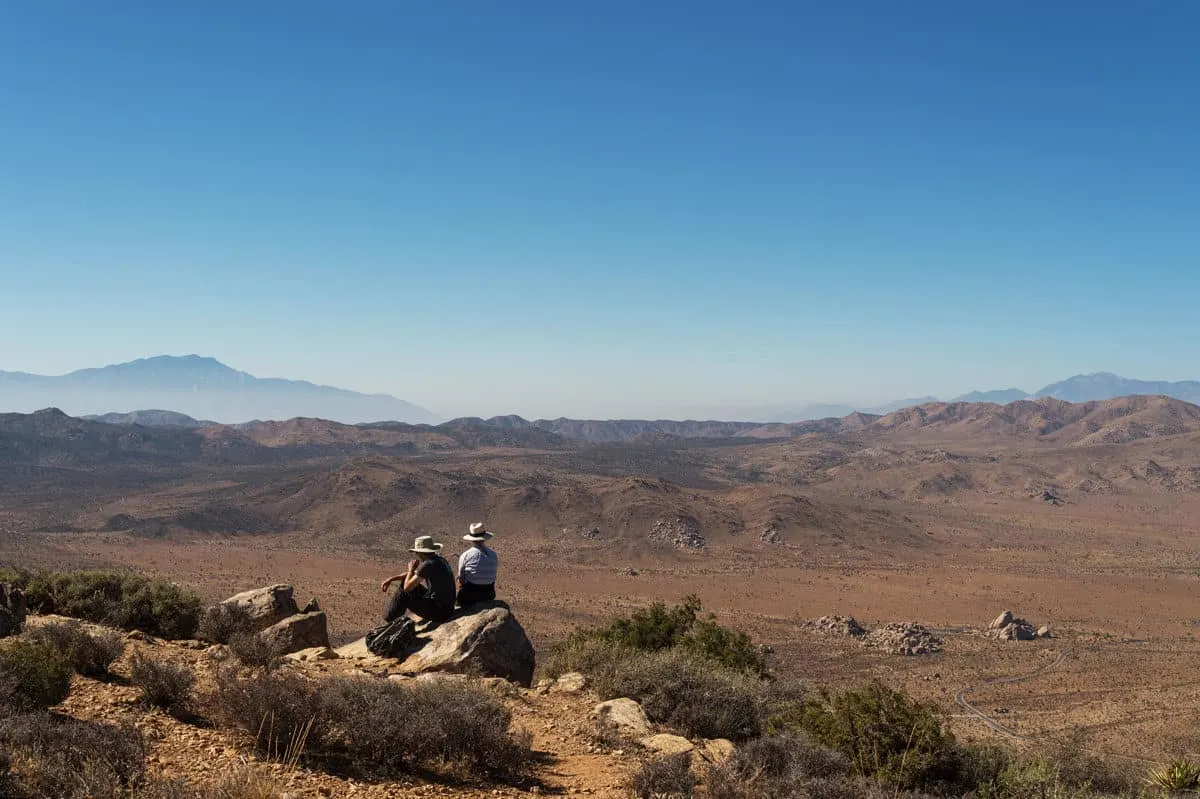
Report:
396,601,536,686
260,611,330,654
220,585,300,632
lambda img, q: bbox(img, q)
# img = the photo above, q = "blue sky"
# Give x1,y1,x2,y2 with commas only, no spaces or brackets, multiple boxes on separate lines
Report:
2,1,1199,419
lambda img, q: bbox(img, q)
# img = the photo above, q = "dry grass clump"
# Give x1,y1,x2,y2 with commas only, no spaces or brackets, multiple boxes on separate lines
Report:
0,712,147,798
631,751,695,798
211,667,533,781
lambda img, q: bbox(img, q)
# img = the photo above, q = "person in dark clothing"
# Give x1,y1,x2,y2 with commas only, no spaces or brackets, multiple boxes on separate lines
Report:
380,535,457,624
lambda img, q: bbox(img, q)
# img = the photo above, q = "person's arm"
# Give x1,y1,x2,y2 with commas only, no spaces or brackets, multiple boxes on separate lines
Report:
380,560,419,592
402,559,428,592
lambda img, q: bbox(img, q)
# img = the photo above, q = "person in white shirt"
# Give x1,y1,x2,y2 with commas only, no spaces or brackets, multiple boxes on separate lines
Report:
457,522,499,608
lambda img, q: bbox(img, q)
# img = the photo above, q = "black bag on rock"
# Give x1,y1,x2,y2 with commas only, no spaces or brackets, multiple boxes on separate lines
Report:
365,617,416,658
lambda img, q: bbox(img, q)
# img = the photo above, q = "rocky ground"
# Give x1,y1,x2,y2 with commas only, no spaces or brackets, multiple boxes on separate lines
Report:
20,612,650,798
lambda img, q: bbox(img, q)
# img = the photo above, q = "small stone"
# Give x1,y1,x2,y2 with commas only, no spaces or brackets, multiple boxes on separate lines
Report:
552,672,588,693
1037,625,1052,639
640,733,695,755
593,698,651,737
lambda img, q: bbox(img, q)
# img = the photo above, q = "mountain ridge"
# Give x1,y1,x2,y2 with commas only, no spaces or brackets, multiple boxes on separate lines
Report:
0,355,438,425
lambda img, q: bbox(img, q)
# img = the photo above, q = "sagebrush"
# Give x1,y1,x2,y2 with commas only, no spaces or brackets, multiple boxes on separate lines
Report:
1,569,202,639
129,652,195,717
0,640,71,713
27,621,125,679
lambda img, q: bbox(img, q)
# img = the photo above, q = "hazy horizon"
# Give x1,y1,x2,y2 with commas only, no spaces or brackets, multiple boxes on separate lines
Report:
4,4,1200,419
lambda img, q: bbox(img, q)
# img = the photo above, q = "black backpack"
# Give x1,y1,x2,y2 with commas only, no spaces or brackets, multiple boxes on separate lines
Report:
365,617,416,658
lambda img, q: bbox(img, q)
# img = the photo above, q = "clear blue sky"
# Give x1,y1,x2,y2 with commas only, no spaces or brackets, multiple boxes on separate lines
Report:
2,1,1199,419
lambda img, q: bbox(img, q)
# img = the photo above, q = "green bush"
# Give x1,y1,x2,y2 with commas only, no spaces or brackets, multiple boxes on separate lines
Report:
591,648,766,741
129,652,194,717
0,640,72,712
704,734,852,799
27,621,125,679
632,752,694,799
792,681,958,791
10,570,202,639
562,595,769,677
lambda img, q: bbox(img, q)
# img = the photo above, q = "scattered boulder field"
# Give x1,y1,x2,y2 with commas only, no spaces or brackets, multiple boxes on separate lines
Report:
805,609,1052,655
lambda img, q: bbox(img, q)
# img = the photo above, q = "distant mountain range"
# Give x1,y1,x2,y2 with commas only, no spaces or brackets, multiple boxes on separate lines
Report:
5,357,1200,429
769,373,1200,422
0,355,438,425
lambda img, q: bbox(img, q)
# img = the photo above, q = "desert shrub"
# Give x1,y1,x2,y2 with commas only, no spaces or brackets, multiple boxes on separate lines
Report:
974,738,1141,799
794,681,958,791
129,652,194,717
632,751,694,799
555,595,769,677
1146,757,1200,794
323,676,532,778
13,570,202,639
1039,732,1140,795
27,621,125,678
228,632,283,670
0,711,146,798
591,648,765,741
704,734,851,799
0,640,71,712
213,666,327,759
540,634,632,680
197,604,256,645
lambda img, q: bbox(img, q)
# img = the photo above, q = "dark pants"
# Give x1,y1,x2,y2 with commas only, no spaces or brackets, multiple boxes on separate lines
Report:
385,587,452,623
457,582,495,608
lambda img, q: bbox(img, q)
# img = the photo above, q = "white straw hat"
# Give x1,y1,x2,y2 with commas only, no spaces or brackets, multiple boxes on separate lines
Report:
463,522,494,542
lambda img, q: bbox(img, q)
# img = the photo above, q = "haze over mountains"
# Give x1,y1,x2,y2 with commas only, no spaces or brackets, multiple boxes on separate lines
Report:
0,355,438,425
4,356,1200,428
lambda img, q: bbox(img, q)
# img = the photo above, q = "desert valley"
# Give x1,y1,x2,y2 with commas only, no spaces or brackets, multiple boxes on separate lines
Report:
5,387,1200,778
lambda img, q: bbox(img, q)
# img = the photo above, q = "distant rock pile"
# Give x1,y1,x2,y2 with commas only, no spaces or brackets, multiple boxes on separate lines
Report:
864,622,943,655
806,615,867,637
649,517,706,549
987,610,1051,641
760,524,783,544
805,615,942,656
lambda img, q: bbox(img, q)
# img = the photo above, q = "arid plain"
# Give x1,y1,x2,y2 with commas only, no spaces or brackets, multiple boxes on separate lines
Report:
4,395,1200,764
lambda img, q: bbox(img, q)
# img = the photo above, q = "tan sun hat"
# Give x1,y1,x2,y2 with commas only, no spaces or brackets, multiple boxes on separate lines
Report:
464,522,494,542
409,535,443,554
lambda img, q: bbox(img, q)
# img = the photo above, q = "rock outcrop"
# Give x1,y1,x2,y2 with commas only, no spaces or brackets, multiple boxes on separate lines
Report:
261,611,330,654
339,601,537,686
987,609,1048,641
397,602,535,686
219,585,300,632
